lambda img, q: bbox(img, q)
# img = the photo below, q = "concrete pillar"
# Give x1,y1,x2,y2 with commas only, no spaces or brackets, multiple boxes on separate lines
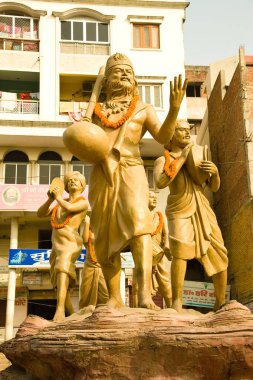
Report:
39,15,56,121
64,161,70,175
0,159,3,184
78,268,82,302
120,269,126,304
54,16,60,119
5,217,18,341
29,160,36,185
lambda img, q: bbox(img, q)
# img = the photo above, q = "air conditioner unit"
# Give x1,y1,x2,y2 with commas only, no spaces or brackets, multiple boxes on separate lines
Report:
82,81,94,93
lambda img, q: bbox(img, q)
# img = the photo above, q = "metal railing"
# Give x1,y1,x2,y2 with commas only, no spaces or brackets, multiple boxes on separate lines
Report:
0,99,39,114
60,42,109,55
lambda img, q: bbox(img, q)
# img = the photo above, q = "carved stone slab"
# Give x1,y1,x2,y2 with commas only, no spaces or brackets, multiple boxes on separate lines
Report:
1,301,253,380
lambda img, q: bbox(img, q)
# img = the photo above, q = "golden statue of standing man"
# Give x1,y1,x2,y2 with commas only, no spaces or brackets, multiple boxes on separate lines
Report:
37,172,88,321
133,191,172,308
154,120,228,312
64,53,187,310
79,216,109,308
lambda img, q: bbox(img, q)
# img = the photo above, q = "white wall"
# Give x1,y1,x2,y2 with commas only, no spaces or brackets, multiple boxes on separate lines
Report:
17,0,187,121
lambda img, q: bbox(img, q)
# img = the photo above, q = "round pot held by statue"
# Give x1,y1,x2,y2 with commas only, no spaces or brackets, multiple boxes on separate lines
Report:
63,121,110,164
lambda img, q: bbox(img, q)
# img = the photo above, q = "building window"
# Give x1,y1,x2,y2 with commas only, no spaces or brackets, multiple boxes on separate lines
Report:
38,230,52,249
138,84,162,108
0,14,39,51
186,83,201,98
188,120,201,136
4,150,28,184
38,151,62,185
133,24,160,49
61,20,109,44
71,157,92,184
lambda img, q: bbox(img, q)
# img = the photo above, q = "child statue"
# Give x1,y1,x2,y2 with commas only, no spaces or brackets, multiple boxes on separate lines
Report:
37,172,88,322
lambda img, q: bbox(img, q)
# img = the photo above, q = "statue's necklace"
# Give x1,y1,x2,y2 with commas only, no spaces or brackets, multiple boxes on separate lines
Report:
94,96,138,129
164,149,178,179
151,211,164,236
51,196,85,229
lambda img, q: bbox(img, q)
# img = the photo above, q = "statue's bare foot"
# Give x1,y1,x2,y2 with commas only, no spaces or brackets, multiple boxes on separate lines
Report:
53,308,65,322
107,297,126,310
139,297,160,311
65,292,74,316
172,299,183,313
164,296,172,308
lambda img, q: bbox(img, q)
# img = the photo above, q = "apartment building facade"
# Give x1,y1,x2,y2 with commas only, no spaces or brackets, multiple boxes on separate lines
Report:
0,0,189,339
185,65,208,136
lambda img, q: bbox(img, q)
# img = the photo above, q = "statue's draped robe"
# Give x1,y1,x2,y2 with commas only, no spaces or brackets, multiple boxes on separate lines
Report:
166,165,228,277
89,102,153,264
151,212,171,298
50,226,83,288
79,241,108,308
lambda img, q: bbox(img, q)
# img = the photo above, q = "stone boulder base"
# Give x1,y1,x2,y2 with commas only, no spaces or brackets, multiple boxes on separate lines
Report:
1,301,253,380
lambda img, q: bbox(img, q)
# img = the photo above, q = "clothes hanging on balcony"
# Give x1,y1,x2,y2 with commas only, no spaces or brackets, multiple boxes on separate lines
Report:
1,91,17,111
20,93,30,100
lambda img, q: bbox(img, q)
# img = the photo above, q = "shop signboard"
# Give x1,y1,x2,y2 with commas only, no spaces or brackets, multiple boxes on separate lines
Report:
183,280,230,309
22,271,42,285
120,252,135,269
0,273,9,286
0,256,8,272
9,249,86,269
0,287,27,300
0,184,89,211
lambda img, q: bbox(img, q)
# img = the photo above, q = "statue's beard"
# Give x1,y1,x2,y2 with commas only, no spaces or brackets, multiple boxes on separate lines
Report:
106,78,136,100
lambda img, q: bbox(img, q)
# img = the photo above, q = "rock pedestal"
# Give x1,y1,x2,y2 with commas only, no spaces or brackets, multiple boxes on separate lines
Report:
1,301,253,380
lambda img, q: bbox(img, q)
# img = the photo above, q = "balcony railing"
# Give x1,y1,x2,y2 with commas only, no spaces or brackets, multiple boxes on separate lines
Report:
0,37,39,52
0,99,39,114
60,42,109,55
60,101,89,114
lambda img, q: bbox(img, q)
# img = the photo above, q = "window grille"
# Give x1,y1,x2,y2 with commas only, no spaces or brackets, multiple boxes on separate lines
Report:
0,14,39,51
71,158,92,184
3,150,29,184
61,20,109,44
138,84,163,108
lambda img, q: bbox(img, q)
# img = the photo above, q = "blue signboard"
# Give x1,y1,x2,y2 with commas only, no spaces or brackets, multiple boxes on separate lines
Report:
9,249,86,269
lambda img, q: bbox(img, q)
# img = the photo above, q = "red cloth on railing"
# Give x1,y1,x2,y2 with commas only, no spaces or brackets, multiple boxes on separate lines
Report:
20,93,30,100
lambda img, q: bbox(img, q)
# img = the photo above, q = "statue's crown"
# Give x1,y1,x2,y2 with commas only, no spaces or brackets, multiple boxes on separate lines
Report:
105,53,133,74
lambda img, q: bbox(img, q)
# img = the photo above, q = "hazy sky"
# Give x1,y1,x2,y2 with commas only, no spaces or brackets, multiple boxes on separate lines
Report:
184,0,253,66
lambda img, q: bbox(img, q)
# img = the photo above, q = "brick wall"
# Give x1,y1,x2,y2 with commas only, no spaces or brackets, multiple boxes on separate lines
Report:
185,66,208,83
208,61,253,303
185,66,208,97
246,66,253,119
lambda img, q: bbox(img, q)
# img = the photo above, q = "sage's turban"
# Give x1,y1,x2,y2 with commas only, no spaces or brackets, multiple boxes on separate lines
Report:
105,53,133,75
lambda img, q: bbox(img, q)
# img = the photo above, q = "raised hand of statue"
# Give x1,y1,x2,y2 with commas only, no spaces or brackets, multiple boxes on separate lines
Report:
50,186,62,200
199,160,218,176
47,190,54,201
48,178,64,201
169,75,188,109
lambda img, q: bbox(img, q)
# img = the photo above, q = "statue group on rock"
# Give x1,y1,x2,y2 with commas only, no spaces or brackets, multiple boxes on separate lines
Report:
38,53,228,322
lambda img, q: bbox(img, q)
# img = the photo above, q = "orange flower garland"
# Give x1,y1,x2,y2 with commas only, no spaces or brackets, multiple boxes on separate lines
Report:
94,96,139,129
51,196,85,229
88,229,97,263
151,211,164,237
164,149,178,179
